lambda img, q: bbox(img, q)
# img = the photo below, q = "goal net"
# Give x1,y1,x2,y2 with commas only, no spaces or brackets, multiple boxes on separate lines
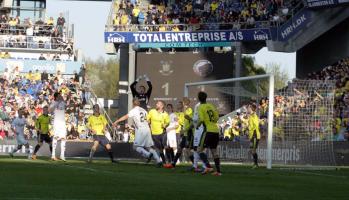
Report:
184,75,337,168
274,79,336,166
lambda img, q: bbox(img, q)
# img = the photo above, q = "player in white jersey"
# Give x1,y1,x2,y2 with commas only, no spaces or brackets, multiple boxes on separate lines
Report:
165,104,178,164
49,92,67,161
191,102,207,171
9,109,31,158
113,99,162,166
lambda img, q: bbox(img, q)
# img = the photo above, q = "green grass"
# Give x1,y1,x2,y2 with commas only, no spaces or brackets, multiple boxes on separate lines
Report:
0,156,348,200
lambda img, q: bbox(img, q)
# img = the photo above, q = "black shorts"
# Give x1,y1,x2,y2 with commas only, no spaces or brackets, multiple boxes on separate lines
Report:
178,135,187,149
187,129,193,149
93,135,110,146
38,133,52,144
176,134,181,146
200,132,219,149
178,130,194,149
152,133,166,150
250,137,260,150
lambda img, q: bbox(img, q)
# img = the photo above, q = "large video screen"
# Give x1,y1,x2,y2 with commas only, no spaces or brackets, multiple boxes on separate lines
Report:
135,52,234,114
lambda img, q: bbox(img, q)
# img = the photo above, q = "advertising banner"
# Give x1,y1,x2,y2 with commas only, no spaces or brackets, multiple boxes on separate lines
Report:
0,59,82,74
306,0,349,8
278,9,312,41
0,140,348,165
105,29,271,44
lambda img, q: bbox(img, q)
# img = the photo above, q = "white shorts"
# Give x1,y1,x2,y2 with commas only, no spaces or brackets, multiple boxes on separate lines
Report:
166,131,177,148
53,121,67,139
193,125,204,147
134,127,154,148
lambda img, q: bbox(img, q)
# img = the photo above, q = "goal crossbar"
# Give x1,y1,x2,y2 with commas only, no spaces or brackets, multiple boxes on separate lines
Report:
184,74,275,169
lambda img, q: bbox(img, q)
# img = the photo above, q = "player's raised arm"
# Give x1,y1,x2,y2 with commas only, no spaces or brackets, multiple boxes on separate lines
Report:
144,75,152,99
130,76,141,98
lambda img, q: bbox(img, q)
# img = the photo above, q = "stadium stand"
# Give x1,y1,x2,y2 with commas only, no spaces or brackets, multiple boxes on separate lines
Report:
0,68,94,141
0,14,73,53
111,0,304,31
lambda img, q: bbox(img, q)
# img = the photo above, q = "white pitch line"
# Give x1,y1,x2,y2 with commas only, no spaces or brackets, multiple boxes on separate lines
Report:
62,163,117,175
290,170,347,179
8,197,125,200
8,198,91,200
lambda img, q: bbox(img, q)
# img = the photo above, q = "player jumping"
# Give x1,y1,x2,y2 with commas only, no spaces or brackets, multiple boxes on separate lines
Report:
130,74,152,110
113,99,162,167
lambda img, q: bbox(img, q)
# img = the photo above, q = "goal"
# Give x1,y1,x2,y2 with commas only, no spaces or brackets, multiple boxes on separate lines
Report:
184,74,275,169
184,74,337,169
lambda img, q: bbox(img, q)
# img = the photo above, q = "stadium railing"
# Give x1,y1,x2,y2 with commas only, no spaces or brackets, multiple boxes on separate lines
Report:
111,21,273,32
89,87,118,142
0,35,73,51
0,23,69,36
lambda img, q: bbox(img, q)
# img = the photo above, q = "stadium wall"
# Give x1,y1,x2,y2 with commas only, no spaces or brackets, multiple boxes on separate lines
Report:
1,140,349,165
296,16,349,78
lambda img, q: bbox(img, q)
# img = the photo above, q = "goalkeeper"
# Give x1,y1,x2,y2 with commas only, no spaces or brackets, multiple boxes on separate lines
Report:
130,74,152,110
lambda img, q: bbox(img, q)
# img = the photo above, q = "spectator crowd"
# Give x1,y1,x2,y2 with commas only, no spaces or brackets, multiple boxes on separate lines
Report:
0,66,95,141
112,0,303,31
0,13,73,53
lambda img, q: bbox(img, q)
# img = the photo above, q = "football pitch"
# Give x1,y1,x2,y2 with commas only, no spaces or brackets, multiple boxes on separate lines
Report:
0,157,348,200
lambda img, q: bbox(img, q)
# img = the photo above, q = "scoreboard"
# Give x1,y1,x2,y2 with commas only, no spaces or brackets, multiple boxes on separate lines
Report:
135,52,235,114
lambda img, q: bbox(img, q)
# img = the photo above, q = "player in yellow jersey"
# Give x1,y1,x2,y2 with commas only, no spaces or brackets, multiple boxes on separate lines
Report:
32,106,52,159
147,100,170,165
196,92,221,176
174,101,184,150
168,98,194,168
86,104,116,163
248,104,260,169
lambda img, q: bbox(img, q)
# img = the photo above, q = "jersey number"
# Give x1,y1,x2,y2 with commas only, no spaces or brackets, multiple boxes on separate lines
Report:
207,110,215,122
140,112,146,123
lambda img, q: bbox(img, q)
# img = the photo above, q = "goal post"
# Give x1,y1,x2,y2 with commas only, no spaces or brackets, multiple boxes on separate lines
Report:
184,74,275,169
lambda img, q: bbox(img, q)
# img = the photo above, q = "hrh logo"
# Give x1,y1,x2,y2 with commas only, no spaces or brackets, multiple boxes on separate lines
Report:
159,60,173,76
106,32,126,43
253,30,269,41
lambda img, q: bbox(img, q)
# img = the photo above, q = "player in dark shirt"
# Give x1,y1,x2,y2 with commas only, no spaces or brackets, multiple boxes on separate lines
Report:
130,75,152,110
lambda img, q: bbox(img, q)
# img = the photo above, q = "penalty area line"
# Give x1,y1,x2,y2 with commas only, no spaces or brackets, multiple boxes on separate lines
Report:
294,170,347,179
28,159,117,175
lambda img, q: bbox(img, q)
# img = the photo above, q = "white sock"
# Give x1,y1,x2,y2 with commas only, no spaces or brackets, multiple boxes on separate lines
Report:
193,151,199,168
135,147,150,158
149,148,161,163
60,140,66,159
52,138,57,158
